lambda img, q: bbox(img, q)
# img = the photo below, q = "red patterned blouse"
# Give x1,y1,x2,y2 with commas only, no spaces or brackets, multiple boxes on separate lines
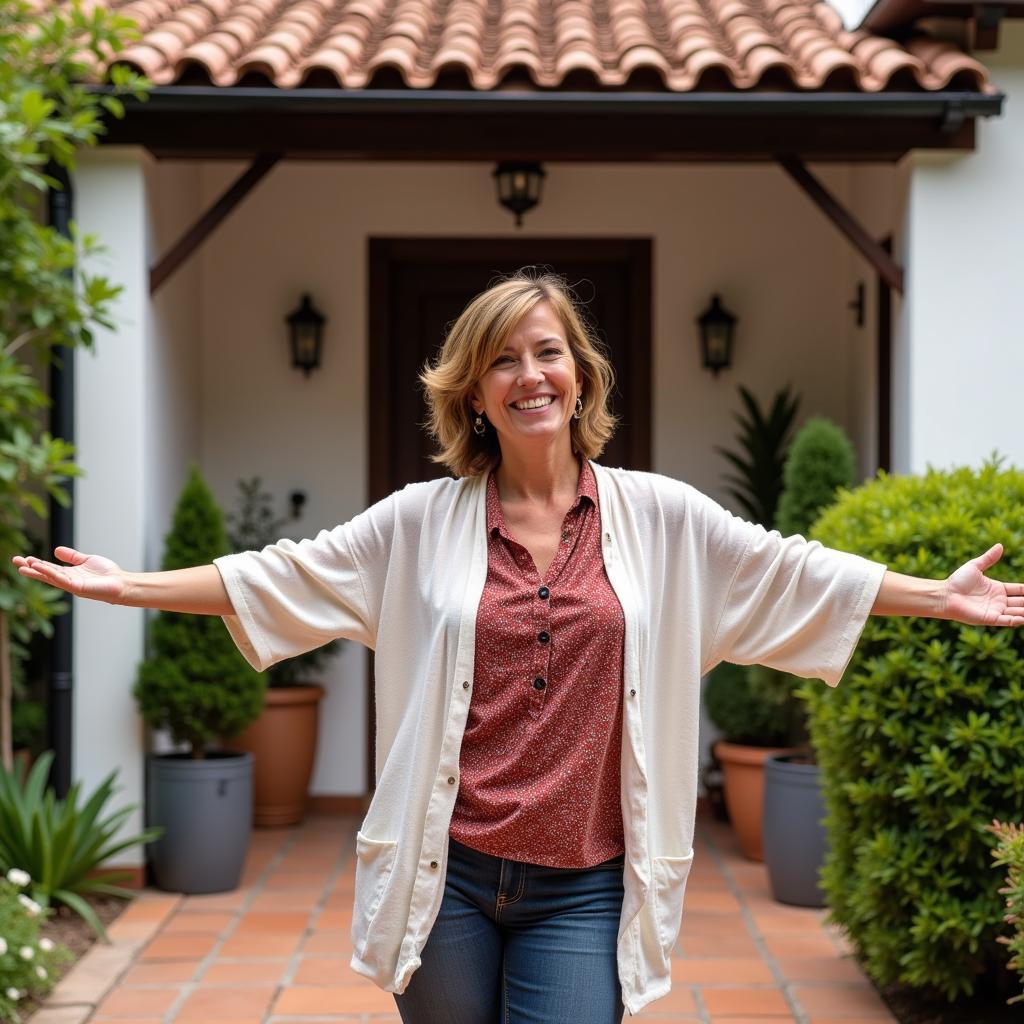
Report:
447,458,626,868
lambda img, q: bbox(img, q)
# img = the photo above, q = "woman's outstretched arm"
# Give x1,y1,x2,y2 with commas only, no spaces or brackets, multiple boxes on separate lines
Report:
11,546,233,616
872,543,1024,627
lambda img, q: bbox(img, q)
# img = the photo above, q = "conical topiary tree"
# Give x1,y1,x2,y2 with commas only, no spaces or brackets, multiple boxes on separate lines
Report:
776,416,857,537
133,464,265,758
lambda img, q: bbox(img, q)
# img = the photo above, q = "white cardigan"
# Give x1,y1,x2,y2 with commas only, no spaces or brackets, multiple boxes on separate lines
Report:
213,462,887,1016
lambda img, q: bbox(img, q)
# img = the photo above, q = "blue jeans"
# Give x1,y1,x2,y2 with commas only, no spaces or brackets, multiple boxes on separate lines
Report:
394,836,626,1024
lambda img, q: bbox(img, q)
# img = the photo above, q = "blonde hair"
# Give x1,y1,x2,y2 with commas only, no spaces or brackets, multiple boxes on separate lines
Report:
420,270,618,478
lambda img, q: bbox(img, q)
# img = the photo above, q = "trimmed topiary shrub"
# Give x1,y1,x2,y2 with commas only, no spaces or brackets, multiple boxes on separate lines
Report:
776,416,856,537
704,661,800,747
802,454,1024,1001
133,464,266,757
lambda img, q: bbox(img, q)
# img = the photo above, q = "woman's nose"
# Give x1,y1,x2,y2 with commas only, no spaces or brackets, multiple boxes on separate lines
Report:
517,356,543,385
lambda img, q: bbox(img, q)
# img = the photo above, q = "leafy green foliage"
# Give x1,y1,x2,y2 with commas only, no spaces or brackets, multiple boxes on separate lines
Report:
0,871,72,1023
0,751,160,941
704,661,802,746
133,466,266,754
776,417,857,537
0,0,149,763
803,454,1024,1000
714,384,800,529
986,819,1024,1006
226,477,345,687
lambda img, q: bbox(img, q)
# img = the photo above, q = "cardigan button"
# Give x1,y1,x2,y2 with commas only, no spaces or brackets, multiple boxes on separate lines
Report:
629,688,637,697
447,776,456,785
430,860,439,869
462,681,470,689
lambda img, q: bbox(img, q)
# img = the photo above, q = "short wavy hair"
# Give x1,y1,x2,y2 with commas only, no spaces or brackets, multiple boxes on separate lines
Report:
420,270,619,478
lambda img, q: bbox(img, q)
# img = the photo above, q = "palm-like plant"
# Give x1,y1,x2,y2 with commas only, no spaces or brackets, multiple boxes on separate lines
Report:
714,384,800,529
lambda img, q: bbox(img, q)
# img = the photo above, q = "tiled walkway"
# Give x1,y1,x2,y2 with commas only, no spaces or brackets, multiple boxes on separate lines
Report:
37,810,897,1024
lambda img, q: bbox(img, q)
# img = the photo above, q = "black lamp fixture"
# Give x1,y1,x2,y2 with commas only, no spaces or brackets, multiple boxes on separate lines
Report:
285,293,326,377
493,162,546,227
696,294,737,377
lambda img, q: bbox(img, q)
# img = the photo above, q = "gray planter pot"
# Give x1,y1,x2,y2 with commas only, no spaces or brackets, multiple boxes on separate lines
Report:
762,752,827,908
146,751,253,894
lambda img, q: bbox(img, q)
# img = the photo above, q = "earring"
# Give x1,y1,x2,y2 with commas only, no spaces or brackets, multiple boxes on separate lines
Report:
473,414,486,436
573,396,583,420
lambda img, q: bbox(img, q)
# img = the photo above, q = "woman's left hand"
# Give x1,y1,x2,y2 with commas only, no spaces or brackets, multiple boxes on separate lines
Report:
944,544,1024,626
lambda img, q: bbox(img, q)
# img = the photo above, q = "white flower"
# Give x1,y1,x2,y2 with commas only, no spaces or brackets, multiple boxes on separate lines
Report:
35,966,46,981
5,869,30,888
16,894,41,917
18,946,33,961
38,938,53,952
5,987,20,1001
0,937,7,955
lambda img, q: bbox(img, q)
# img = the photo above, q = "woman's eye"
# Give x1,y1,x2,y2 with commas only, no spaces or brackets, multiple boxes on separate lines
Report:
542,347,562,356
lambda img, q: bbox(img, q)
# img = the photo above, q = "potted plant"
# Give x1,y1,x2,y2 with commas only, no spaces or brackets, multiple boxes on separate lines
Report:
704,661,804,860
762,416,857,905
133,465,266,893
223,477,345,826
707,384,803,860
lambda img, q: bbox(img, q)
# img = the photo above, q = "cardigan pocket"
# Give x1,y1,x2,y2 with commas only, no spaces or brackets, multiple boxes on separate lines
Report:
352,832,399,955
652,851,695,958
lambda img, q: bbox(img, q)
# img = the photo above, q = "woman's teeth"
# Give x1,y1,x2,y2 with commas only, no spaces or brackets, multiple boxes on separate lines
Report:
513,396,555,410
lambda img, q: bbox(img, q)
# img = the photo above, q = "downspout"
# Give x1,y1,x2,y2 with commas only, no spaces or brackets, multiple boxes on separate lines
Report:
45,161,73,798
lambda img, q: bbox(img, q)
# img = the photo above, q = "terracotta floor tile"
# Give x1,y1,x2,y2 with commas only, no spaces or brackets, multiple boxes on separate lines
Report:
200,960,290,984
793,984,893,1017
248,890,323,911
774,955,868,983
219,933,303,957
301,930,353,954
671,957,774,984
763,935,846,958
119,960,201,984
707,1018,795,1023
175,985,276,1018
140,934,219,960
91,1019,165,1023
179,891,249,911
686,890,743,912
160,911,236,935
95,986,182,1016
642,984,697,1013
292,957,356,985
750,909,832,933
702,987,793,1016
273,983,397,1014
678,934,762,958
234,911,310,933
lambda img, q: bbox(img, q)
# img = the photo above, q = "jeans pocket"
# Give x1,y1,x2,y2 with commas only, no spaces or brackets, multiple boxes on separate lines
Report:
652,850,695,956
352,831,398,954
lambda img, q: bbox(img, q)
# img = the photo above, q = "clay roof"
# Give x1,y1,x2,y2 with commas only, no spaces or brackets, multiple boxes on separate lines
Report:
71,0,990,93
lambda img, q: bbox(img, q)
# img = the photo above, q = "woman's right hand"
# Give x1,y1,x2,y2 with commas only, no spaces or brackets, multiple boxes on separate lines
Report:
11,546,128,604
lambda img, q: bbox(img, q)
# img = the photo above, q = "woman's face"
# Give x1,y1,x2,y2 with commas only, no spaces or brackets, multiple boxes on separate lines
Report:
469,300,583,456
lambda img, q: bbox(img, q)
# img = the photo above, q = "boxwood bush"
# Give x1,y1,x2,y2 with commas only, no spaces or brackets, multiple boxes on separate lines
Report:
802,455,1024,1000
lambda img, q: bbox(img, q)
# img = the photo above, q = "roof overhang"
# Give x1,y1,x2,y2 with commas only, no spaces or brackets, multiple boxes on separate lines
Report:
860,0,1024,42
93,86,1003,162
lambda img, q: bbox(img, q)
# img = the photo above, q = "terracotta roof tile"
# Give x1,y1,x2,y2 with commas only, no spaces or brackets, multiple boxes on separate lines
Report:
54,0,990,92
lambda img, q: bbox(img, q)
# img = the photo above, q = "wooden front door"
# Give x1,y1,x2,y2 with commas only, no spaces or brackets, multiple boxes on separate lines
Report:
364,237,652,791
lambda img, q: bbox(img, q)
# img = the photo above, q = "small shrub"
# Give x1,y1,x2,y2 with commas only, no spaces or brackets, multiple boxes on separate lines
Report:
0,751,160,938
776,417,856,537
704,661,798,746
986,819,1024,1006
0,869,72,1023
805,454,1024,1000
133,465,266,755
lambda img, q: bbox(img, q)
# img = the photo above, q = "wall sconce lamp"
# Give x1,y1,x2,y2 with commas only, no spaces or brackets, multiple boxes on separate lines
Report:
696,294,737,377
286,294,326,377
493,162,546,227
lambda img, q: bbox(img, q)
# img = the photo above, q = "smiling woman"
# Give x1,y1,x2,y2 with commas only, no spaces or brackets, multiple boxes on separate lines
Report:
418,271,618,480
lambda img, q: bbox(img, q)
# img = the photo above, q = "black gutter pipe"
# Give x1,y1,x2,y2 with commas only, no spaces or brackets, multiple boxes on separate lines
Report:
86,85,1004,119
45,161,74,799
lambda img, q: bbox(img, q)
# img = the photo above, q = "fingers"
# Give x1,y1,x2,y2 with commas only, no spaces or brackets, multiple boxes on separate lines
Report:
54,546,87,564
973,543,1004,572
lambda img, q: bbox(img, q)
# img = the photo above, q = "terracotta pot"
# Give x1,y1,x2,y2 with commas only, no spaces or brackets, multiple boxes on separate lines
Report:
228,685,324,827
713,740,801,861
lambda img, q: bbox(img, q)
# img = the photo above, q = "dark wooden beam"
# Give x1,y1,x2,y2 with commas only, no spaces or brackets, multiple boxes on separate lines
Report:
149,153,281,295
777,156,905,294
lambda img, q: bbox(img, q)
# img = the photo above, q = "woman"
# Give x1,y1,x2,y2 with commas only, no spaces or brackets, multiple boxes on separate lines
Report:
12,271,1024,1022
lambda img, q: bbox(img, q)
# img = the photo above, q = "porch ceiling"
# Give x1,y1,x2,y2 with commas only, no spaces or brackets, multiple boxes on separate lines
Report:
68,0,1003,160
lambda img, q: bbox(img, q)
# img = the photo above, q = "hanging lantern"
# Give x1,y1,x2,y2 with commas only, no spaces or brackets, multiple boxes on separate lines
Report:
286,294,325,377
493,162,546,227
697,294,737,377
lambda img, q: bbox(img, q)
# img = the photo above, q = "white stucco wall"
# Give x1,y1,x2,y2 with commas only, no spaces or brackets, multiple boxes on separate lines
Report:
898,22,1024,475
193,160,862,798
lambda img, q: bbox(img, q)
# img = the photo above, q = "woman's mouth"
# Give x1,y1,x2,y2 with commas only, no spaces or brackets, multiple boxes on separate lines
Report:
510,395,556,412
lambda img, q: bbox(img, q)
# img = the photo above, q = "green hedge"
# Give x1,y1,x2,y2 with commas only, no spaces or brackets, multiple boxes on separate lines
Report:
803,456,1024,1000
